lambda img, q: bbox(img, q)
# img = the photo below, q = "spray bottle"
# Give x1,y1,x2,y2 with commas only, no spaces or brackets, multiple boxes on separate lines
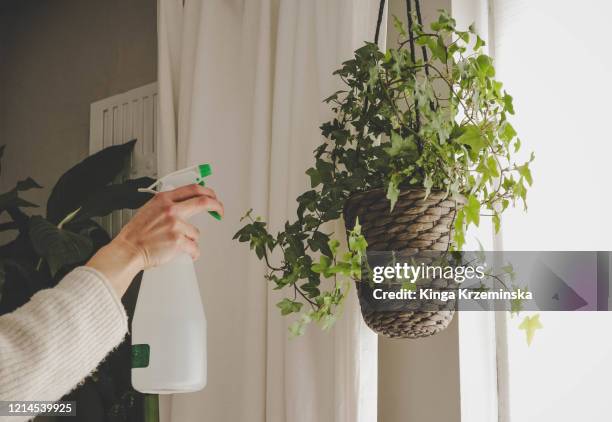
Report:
131,164,220,394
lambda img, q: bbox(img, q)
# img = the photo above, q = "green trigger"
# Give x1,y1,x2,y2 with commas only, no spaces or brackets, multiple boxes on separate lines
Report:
198,164,221,220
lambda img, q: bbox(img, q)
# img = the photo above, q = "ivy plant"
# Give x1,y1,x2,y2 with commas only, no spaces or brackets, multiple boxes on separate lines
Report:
235,11,533,335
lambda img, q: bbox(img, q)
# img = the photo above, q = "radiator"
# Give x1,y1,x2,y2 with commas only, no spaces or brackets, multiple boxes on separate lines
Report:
89,82,158,236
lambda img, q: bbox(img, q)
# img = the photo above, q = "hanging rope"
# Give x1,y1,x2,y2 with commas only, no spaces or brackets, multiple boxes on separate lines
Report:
406,0,417,64
374,0,386,45
372,0,431,152
414,0,431,77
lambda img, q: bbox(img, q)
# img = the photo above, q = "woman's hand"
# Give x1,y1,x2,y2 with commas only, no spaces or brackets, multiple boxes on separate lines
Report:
86,184,223,296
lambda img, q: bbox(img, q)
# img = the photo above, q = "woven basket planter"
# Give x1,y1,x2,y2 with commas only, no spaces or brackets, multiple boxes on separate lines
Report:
343,187,464,339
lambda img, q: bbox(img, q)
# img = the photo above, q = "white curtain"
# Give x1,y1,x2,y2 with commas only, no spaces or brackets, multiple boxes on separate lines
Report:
491,1,612,422
156,1,385,421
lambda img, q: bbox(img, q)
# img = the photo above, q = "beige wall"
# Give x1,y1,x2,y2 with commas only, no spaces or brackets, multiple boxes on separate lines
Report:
378,1,461,422
0,0,157,213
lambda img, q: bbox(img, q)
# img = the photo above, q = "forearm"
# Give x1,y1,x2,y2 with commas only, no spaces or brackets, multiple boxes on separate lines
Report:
0,267,127,409
86,238,144,297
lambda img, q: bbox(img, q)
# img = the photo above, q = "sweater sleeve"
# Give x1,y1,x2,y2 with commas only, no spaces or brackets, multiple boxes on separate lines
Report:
0,266,128,420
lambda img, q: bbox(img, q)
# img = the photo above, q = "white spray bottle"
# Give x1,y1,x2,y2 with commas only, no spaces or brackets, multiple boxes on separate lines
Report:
131,164,220,394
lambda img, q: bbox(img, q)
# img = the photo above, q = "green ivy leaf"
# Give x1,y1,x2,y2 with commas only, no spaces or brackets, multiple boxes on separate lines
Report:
427,36,448,62
308,231,332,257
386,178,400,211
454,209,466,250
475,54,495,78
518,314,543,346
276,298,303,316
306,168,321,188
474,35,485,50
320,313,337,330
465,195,481,227
499,121,517,142
510,286,527,316
492,213,501,233
517,164,533,186
328,239,340,255
385,131,416,157
457,125,487,153
289,320,305,337
487,156,500,178
311,255,332,275
503,93,515,114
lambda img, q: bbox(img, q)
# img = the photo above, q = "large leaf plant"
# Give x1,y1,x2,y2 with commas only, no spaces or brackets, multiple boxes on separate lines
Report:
0,140,154,421
235,11,533,335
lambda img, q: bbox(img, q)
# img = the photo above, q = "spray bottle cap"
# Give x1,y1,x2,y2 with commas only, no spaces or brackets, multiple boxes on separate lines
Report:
139,164,221,221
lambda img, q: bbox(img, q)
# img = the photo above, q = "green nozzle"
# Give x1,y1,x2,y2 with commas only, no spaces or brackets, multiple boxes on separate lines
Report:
197,163,221,220
198,164,212,179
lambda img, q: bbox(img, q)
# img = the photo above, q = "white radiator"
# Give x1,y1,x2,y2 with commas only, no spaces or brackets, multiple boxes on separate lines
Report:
89,82,158,236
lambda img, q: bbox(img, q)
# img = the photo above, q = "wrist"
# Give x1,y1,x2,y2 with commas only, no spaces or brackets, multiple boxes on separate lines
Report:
86,238,144,297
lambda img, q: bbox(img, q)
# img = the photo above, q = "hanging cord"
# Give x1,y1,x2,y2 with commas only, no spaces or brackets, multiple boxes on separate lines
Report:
406,0,424,151
415,0,437,115
358,0,386,163
405,0,417,64
414,0,430,76
374,0,386,45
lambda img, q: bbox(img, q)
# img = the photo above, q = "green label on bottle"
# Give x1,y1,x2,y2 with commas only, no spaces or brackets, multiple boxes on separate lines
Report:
131,344,150,368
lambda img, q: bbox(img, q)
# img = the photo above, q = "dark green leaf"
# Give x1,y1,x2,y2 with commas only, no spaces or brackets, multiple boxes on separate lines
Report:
47,140,137,224
305,168,321,188
29,216,93,276
0,190,38,211
74,177,155,221
16,177,42,191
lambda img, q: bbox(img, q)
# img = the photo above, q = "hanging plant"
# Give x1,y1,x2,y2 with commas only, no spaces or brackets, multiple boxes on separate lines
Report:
235,4,533,337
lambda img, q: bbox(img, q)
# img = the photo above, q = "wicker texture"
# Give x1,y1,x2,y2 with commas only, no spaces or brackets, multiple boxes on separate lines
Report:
344,187,464,339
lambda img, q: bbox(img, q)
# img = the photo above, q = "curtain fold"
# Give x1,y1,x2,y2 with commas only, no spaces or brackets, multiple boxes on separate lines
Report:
156,1,385,420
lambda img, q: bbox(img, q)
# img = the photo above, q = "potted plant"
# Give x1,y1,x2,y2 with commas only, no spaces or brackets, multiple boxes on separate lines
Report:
235,7,533,338
0,140,159,420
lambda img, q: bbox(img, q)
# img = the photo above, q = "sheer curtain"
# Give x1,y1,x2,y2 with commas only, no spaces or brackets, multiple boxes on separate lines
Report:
492,1,612,421
156,1,385,421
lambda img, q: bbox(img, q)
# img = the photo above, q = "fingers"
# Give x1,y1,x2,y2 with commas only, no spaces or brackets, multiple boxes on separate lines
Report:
179,236,200,261
167,184,217,202
175,220,200,242
174,195,224,219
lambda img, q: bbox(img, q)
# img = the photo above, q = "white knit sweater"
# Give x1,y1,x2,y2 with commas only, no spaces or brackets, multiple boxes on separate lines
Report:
0,267,128,422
